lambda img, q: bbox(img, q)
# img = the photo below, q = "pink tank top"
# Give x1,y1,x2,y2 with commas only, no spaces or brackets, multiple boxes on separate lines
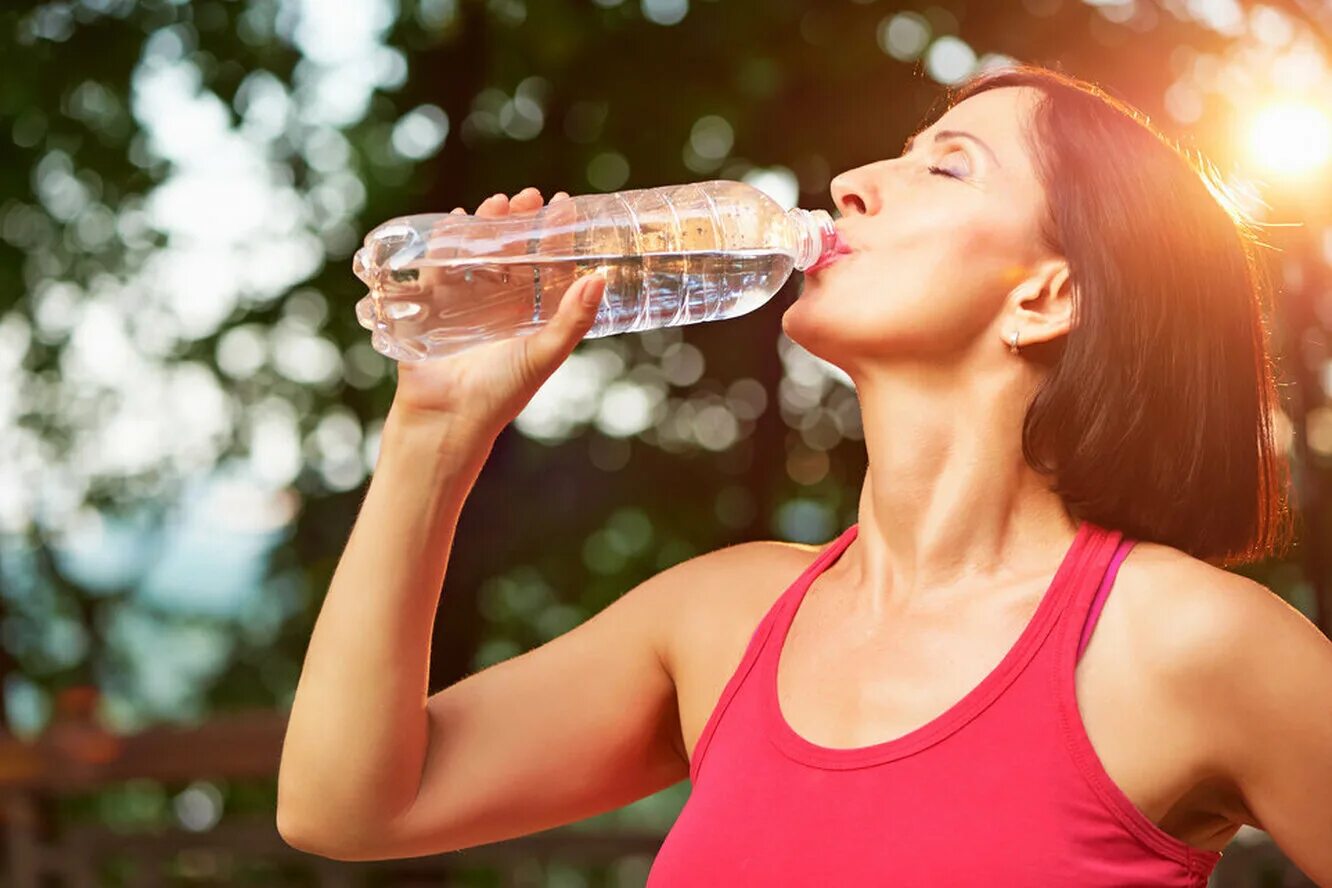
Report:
645,520,1223,886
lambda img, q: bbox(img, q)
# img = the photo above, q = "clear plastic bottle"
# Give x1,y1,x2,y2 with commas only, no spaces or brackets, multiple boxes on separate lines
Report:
352,179,849,361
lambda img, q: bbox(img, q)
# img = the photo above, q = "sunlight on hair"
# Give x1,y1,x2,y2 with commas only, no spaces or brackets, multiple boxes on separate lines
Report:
1191,149,1268,233
1245,101,1332,179
1151,130,1274,247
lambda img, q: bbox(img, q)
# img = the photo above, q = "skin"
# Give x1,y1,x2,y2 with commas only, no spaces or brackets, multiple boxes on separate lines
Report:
784,86,1080,618
759,85,1332,877
278,86,1332,880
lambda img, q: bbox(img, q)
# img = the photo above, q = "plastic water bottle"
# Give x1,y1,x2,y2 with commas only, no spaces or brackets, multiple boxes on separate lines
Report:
352,179,850,361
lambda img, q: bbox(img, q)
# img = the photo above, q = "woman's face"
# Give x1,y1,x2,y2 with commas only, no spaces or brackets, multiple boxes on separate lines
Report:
784,85,1061,375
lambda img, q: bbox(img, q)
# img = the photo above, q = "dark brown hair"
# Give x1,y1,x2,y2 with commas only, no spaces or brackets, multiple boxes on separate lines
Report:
936,64,1294,568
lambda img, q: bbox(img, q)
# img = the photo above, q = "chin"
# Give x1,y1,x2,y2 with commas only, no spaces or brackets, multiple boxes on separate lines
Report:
781,294,852,364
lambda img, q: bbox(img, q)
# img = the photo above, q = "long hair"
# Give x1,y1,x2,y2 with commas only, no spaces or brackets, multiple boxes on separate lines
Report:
935,65,1294,567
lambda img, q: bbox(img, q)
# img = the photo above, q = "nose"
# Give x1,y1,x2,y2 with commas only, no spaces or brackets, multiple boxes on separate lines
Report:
830,167,880,217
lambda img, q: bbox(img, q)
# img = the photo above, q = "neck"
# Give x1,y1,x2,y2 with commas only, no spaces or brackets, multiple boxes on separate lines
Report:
835,365,1078,609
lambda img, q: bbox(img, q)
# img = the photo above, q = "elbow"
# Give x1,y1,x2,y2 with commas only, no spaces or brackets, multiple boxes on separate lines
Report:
275,807,332,857
276,808,357,861
275,776,325,855
275,808,398,862
274,768,360,859
275,762,420,860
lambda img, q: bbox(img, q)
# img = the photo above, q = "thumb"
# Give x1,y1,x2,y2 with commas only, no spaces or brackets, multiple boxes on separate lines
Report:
523,274,606,372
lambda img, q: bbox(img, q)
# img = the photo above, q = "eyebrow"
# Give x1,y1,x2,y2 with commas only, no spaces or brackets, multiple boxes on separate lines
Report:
902,129,1003,168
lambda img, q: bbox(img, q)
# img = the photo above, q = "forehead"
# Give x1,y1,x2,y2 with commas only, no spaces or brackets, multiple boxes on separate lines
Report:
920,85,1043,169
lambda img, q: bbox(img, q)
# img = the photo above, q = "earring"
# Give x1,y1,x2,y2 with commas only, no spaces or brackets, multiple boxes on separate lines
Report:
1009,330,1021,354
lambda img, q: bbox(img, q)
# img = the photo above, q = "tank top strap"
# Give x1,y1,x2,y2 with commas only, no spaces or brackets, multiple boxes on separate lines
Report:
781,521,1127,667
1053,520,1130,665
1076,535,1136,661
768,524,861,628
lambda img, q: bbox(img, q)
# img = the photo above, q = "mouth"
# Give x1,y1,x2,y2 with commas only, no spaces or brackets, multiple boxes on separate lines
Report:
803,230,855,275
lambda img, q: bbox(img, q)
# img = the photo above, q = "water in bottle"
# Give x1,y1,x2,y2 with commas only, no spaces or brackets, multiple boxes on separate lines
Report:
353,179,851,361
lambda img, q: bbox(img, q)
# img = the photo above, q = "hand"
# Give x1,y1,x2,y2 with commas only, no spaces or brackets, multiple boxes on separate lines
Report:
386,187,606,441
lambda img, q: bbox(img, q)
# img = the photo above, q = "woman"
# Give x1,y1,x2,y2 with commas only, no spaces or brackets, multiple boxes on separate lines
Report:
275,65,1332,884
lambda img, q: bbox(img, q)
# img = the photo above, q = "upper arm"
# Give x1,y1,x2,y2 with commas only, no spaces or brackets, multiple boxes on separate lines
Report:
1178,570,1332,882
339,541,762,861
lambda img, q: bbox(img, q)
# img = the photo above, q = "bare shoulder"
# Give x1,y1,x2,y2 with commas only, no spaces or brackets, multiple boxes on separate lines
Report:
1113,541,1332,777
1121,542,1332,869
652,537,824,764
1114,541,1316,681
658,538,820,676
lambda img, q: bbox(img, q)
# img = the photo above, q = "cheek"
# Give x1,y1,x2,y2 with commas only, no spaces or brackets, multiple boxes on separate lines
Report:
783,210,1034,359
887,207,1037,305
809,211,1007,312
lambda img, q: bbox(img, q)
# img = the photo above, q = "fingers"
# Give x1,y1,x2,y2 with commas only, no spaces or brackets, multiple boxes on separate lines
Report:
558,274,605,332
450,188,569,219
509,186,544,214
523,274,605,375
475,192,510,218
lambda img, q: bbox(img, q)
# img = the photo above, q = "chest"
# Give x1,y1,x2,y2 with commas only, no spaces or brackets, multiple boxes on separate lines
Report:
669,554,1238,852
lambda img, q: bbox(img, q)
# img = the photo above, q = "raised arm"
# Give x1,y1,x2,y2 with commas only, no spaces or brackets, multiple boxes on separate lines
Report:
275,399,695,860
277,181,733,862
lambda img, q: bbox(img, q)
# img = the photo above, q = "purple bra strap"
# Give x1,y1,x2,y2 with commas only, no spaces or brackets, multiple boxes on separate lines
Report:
1077,537,1135,661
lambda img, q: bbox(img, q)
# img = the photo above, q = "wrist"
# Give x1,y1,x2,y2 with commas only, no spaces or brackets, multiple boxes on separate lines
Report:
381,401,498,471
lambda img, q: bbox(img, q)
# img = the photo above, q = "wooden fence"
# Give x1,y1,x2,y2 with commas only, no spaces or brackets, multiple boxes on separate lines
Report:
0,707,1314,886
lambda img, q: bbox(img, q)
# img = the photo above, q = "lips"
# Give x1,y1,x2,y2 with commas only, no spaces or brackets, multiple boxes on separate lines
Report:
804,230,855,274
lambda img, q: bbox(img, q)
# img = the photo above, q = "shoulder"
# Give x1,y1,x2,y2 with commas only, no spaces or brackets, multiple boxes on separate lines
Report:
654,538,823,678
654,538,816,591
1120,544,1332,874
1112,541,1317,691
662,537,822,619
1115,541,1317,682
1116,541,1332,774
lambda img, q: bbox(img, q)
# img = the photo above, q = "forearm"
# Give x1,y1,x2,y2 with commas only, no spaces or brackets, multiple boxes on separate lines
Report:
277,403,496,846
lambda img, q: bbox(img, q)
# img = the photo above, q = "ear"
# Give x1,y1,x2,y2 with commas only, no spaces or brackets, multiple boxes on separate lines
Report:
1007,258,1074,349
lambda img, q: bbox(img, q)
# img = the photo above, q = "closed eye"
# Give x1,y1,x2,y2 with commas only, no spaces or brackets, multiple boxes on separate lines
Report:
927,147,972,181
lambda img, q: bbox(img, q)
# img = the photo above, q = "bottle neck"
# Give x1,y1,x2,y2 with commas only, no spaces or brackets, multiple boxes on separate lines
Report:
787,208,838,271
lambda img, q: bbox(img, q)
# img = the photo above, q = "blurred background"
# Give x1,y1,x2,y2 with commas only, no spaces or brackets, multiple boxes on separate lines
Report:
0,0,1329,884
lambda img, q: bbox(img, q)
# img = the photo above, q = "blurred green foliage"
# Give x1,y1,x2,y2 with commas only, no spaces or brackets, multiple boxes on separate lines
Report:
0,0,1327,864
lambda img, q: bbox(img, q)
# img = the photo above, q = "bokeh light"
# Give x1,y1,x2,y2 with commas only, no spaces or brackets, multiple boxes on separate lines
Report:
1,2,1329,880
1245,100,1332,179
